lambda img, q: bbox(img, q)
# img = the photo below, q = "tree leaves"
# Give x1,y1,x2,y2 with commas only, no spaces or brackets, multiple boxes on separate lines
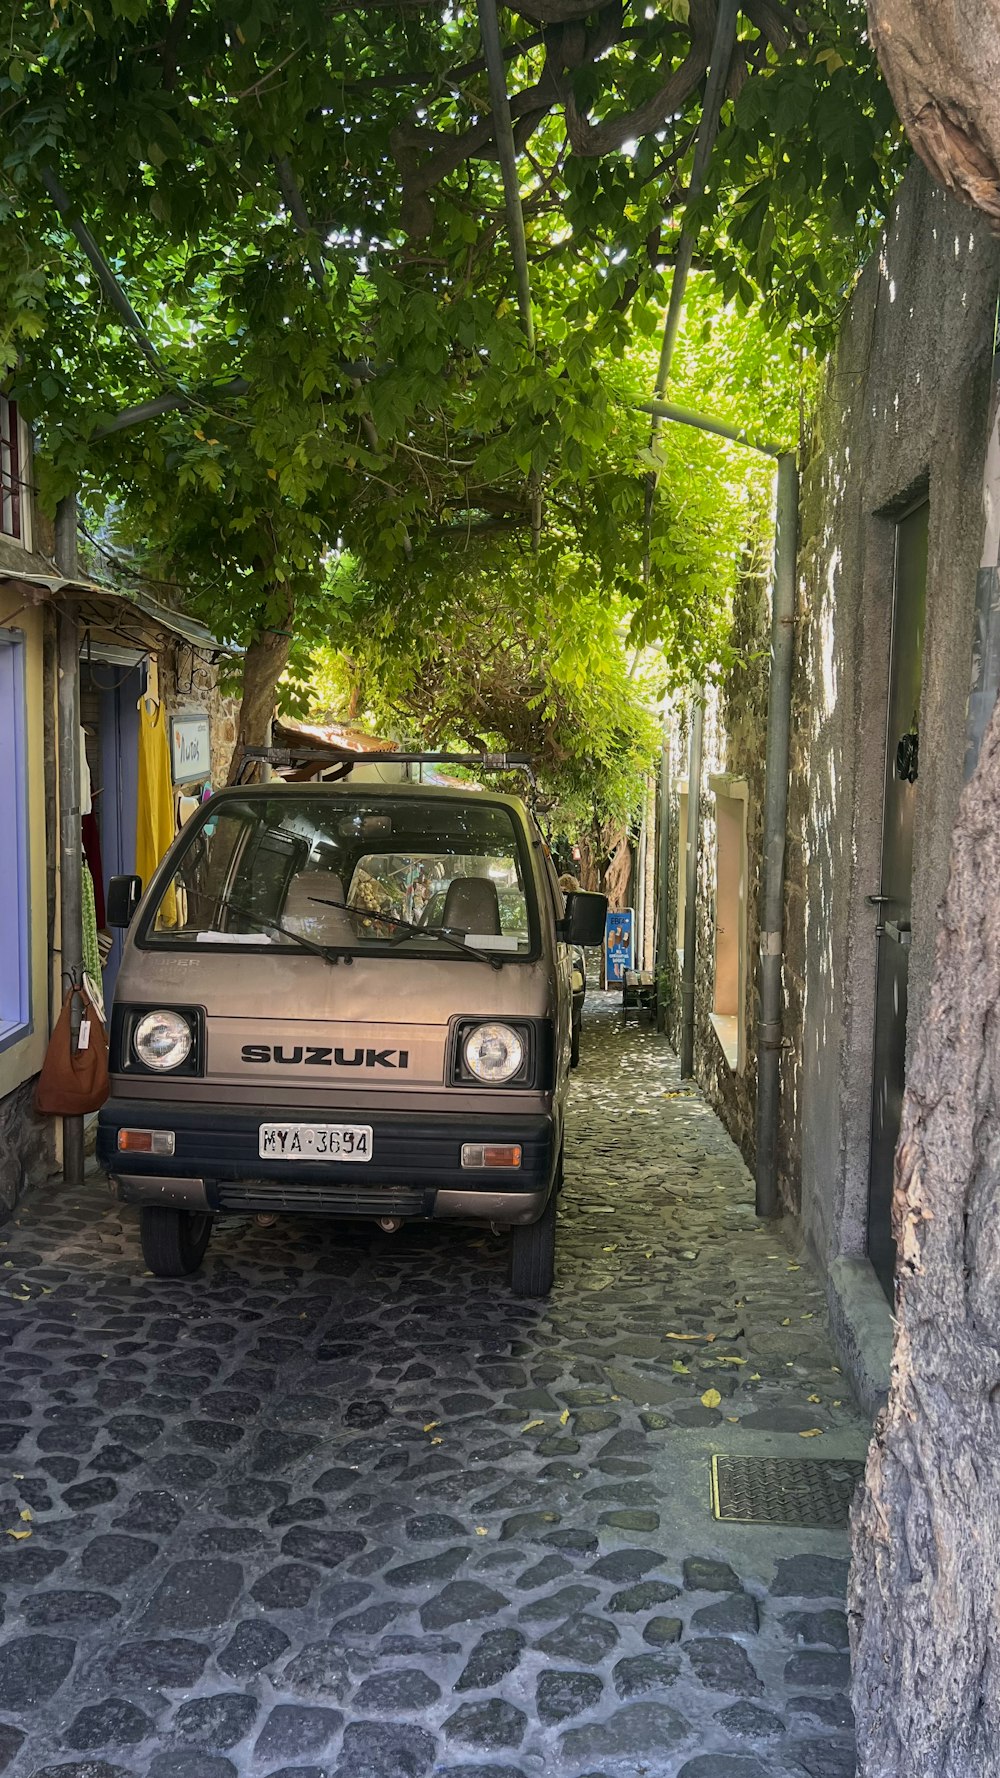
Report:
0,0,893,776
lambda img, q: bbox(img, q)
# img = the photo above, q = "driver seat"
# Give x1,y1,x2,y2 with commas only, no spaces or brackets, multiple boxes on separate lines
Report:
282,872,356,946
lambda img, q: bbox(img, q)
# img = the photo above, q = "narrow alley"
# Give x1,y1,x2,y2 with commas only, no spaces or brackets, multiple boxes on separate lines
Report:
0,1000,866,1778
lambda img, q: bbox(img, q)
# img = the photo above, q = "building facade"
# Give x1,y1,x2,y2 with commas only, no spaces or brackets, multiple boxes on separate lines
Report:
0,402,239,1212
664,162,1000,1408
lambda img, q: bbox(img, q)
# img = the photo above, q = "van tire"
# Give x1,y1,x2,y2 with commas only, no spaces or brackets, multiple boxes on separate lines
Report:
139,1208,213,1277
570,1012,581,1069
510,1194,556,1298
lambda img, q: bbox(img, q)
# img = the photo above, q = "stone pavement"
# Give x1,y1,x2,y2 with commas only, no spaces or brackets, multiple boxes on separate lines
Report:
0,996,868,1778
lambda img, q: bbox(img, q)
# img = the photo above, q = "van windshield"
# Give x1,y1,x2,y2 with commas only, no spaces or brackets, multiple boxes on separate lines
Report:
141,792,538,959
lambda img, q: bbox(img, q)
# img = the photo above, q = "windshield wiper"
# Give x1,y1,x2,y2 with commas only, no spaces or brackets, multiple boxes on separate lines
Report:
211,899,355,966
305,895,505,970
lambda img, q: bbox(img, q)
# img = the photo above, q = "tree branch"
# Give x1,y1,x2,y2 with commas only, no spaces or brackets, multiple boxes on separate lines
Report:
559,1,715,157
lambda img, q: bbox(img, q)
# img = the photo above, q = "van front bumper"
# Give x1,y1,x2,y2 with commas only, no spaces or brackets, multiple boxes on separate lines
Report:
97,1098,556,1225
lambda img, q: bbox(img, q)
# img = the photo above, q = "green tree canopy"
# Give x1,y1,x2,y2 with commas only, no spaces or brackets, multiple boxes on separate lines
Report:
298,278,792,860
0,0,900,774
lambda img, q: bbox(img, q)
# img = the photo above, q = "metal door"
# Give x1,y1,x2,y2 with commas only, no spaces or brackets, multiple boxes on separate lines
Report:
867,502,928,1299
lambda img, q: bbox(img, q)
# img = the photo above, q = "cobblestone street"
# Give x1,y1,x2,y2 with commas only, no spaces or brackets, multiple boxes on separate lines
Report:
0,998,867,1778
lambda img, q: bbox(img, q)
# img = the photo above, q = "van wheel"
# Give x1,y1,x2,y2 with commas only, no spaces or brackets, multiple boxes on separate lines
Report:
510,1195,556,1298
570,1012,581,1069
139,1208,213,1278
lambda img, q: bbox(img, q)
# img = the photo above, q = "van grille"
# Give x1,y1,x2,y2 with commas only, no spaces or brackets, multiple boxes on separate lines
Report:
217,1182,427,1217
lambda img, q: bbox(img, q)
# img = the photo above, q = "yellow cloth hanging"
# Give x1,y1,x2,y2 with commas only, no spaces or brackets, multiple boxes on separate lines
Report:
136,699,177,927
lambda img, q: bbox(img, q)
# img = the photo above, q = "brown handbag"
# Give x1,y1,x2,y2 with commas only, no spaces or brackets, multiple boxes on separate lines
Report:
34,985,110,1116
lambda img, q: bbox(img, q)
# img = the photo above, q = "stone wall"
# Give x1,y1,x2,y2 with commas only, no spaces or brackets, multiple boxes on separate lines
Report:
663,545,780,1185
649,163,997,1405
794,165,1000,1289
159,640,240,789
0,1078,53,1217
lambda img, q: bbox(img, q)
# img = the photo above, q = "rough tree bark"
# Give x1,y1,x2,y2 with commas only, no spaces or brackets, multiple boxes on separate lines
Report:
849,692,1000,1775
867,0,1000,229
227,583,295,784
577,821,631,907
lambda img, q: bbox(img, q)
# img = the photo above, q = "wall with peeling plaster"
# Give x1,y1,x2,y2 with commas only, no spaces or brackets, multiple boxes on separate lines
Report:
664,163,999,1406
792,162,999,1385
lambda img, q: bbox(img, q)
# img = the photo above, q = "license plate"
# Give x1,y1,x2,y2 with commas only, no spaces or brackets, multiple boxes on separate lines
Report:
258,1123,373,1161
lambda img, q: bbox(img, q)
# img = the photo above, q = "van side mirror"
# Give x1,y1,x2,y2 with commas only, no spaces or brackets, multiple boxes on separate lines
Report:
562,891,607,948
107,875,143,928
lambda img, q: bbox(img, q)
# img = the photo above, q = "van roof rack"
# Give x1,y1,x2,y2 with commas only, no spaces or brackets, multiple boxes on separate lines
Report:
238,747,536,786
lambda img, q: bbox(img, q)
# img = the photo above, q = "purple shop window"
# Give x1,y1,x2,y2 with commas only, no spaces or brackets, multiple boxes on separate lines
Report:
0,633,30,1047
0,397,22,541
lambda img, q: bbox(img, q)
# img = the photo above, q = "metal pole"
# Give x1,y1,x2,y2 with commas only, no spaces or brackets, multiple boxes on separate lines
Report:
655,721,671,1032
476,0,542,548
754,452,798,1216
643,772,657,972
964,296,1000,781
91,381,250,439
635,780,648,971
476,0,534,352
55,493,85,1186
38,166,163,372
643,0,738,573
639,396,780,458
679,700,703,1078
650,0,738,408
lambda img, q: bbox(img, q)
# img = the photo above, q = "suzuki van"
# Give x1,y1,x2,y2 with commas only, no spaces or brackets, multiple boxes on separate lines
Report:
97,767,606,1296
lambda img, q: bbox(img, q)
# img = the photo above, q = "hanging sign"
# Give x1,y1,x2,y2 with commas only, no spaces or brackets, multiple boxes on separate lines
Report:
605,908,634,986
170,713,212,784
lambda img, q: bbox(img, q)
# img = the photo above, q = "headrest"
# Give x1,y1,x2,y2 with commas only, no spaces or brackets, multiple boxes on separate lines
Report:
441,875,501,936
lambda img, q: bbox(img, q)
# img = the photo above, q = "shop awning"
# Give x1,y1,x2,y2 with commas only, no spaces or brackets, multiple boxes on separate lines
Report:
0,568,237,656
274,716,398,756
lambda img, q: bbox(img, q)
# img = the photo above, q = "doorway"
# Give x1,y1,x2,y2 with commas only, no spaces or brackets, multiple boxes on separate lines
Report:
867,501,928,1299
80,656,143,1003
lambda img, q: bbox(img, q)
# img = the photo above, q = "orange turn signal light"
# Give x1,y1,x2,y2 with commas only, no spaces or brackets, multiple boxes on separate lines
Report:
118,1129,175,1156
461,1143,522,1169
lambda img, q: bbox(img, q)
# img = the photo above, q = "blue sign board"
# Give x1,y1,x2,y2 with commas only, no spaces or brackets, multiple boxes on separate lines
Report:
605,908,634,986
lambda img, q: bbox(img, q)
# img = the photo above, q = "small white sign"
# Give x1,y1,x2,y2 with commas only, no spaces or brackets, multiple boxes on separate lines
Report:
170,713,211,784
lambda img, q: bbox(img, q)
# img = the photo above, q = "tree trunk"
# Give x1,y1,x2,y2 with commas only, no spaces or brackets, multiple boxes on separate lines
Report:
576,819,632,907
603,825,632,910
227,584,295,784
849,692,1000,1776
867,0,1000,229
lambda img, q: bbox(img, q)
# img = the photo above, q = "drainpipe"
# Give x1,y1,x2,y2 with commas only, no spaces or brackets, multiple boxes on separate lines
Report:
637,397,797,1213
680,699,704,1078
643,0,736,1066
753,452,798,1216
55,493,85,1187
964,293,1000,781
655,720,671,1033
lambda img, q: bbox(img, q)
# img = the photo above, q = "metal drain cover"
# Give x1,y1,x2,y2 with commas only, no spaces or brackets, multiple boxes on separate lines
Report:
711,1454,865,1528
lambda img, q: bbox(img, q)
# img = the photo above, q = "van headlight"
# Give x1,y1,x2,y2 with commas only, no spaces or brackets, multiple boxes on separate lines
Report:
463,1022,525,1084
133,1010,193,1072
